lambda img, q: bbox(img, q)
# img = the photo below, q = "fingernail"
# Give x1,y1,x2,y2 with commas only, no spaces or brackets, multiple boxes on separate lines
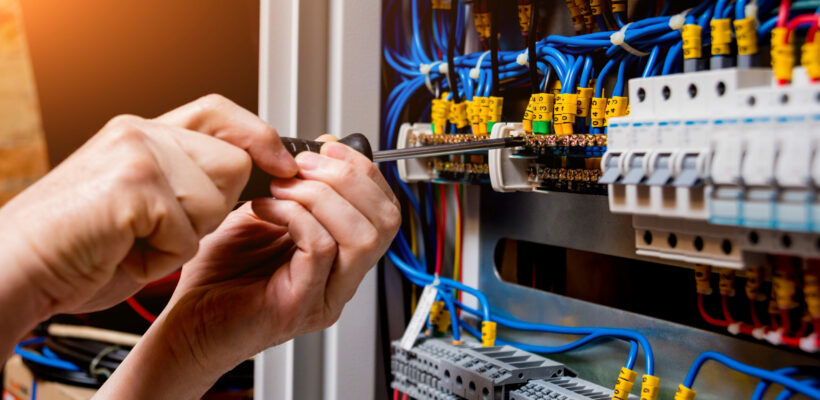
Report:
324,142,351,160
295,151,321,170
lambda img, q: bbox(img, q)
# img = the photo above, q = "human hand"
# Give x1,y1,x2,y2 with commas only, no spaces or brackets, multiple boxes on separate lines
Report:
94,136,401,399
0,95,297,326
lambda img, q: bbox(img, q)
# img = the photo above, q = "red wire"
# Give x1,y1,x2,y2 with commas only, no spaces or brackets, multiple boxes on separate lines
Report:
434,185,447,276
393,389,399,400
401,394,408,400
749,299,762,328
698,293,730,327
721,295,736,324
770,309,781,330
126,297,157,323
454,184,463,305
781,309,792,334
784,14,820,43
778,0,791,28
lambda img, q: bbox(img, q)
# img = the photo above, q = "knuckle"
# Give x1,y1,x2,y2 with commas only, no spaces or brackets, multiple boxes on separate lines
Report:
359,226,380,252
383,203,402,233
226,147,253,176
117,152,161,186
105,114,144,131
330,162,357,183
198,93,231,110
311,233,337,258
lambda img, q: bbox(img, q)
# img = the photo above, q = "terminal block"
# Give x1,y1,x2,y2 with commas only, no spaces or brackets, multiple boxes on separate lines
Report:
391,337,572,400
396,123,491,184
489,123,605,194
509,377,638,400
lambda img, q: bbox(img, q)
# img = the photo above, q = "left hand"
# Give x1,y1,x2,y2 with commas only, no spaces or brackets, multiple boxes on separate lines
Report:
95,136,401,399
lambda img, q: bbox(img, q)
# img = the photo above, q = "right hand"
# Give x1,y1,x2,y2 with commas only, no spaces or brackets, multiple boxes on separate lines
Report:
0,94,297,317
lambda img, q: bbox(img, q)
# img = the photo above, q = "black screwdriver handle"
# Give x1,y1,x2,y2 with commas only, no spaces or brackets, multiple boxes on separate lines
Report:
280,133,374,161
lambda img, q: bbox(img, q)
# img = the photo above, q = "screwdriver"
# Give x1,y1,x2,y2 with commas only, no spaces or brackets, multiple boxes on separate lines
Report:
280,133,526,162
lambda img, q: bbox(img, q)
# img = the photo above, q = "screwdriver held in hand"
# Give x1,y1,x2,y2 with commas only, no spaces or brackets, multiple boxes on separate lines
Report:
279,133,526,162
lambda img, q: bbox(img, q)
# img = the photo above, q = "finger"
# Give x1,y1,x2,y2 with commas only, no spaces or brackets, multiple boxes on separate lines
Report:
269,179,384,303
156,123,253,208
320,141,397,205
294,151,400,232
155,94,298,178
315,134,338,143
140,122,234,236
120,173,200,284
251,198,337,296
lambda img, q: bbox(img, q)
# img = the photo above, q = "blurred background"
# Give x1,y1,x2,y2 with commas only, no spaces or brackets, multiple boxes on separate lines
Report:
19,0,260,165
1,2,261,397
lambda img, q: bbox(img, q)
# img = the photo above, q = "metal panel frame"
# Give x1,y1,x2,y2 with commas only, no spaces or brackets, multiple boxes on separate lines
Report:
473,188,818,399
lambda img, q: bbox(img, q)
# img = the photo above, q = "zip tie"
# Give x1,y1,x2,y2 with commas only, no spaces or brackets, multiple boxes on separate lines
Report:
420,62,442,95
745,2,758,23
669,8,691,30
799,333,818,353
751,327,766,340
610,23,650,56
765,329,783,346
727,322,742,335
516,49,529,67
471,51,491,79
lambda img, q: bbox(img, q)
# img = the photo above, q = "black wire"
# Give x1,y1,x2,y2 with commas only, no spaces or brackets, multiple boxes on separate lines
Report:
489,0,500,96
447,0,460,104
528,0,540,94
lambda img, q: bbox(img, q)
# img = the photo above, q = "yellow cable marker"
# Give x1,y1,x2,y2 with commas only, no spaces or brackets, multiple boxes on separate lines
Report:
674,384,697,400
682,24,703,59
734,18,758,55
640,375,660,400
481,321,497,347
612,367,638,400
710,19,732,56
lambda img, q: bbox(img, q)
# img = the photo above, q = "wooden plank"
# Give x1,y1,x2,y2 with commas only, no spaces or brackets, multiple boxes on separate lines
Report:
0,0,49,206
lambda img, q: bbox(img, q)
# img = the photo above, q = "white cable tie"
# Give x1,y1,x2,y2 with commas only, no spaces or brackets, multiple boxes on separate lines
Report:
751,327,766,340
764,329,783,346
470,51,491,80
610,23,650,57
727,322,742,335
438,62,449,75
420,62,442,95
668,8,691,31
799,333,818,353
745,3,758,21
516,49,529,66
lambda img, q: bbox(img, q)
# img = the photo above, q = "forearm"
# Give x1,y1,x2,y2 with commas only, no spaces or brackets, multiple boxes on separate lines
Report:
93,308,226,400
0,230,56,363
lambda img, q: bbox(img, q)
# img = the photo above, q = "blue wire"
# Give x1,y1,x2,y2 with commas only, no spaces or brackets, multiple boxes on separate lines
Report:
578,56,594,89
683,352,820,399
775,378,820,400
388,250,492,320
750,366,820,400
14,337,81,372
454,299,654,374
612,58,629,97
663,41,683,75
642,45,661,78
437,286,461,341
615,12,628,28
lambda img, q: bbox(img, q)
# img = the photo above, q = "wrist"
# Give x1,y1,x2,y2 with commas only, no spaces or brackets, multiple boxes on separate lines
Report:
95,303,227,399
0,225,58,360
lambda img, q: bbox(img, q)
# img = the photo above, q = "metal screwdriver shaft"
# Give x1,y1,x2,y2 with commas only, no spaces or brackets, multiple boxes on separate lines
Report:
280,134,525,163
371,137,525,162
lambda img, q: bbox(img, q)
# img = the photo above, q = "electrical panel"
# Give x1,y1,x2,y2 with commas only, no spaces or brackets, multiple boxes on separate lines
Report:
380,1,820,400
